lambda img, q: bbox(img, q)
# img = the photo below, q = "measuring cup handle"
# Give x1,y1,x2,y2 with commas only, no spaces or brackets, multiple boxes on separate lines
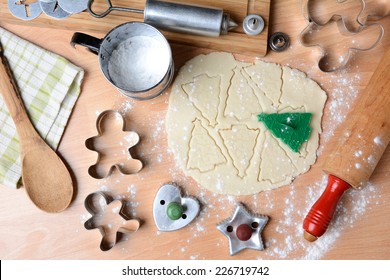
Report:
70,32,102,55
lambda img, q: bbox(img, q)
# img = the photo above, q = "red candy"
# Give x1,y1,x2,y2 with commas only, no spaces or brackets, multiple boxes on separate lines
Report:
236,224,252,241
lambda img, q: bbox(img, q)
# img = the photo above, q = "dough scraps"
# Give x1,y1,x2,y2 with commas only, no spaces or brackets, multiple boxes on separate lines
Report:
166,52,327,195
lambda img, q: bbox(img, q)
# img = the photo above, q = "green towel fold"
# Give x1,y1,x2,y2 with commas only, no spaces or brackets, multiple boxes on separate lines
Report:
0,27,84,189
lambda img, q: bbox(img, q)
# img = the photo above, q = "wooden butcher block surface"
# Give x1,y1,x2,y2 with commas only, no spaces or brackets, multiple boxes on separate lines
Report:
0,0,389,259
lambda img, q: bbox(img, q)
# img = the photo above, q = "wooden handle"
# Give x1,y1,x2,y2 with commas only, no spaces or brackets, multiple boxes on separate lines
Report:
303,48,390,241
0,44,40,147
323,48,390,188
303,175,351,241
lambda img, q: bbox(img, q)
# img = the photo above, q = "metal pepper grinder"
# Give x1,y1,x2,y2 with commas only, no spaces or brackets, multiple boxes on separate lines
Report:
88,0,238,37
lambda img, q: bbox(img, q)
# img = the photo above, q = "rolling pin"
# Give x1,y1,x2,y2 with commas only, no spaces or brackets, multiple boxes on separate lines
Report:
303,47,390,241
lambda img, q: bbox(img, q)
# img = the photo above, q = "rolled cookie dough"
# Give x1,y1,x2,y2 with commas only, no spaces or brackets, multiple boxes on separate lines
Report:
166,52,327,195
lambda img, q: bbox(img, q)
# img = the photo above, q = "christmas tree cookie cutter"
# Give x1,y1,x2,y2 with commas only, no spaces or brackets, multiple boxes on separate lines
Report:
299,0,384,72
258,112,313,153
85,110,143,179
84,191,140,251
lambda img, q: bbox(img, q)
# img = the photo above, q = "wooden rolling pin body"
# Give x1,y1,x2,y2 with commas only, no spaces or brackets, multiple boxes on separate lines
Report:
323,48,390,187
303,48,390,241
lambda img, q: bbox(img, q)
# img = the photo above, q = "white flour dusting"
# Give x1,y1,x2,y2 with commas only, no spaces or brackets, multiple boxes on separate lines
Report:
108,36,170,91
81,57,385,259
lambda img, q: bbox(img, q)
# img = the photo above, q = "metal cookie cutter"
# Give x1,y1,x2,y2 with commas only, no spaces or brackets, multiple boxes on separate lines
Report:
217,203,269,256
299,0,384,72
302,0,389,31
85,110,143,179
8,0,42,20
58,0,89,14
84,191,140,251
153,183,200,231
39,0,71,19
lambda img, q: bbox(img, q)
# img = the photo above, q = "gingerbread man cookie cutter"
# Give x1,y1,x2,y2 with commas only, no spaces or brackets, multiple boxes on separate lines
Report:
84,191,140,251
299,0,384,72
85,110,143,179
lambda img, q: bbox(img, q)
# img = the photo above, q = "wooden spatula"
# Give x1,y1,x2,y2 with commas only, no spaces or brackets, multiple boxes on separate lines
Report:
0,42,73,213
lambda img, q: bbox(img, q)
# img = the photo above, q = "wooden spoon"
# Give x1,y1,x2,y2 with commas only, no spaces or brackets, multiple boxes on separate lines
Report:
0,42,73,213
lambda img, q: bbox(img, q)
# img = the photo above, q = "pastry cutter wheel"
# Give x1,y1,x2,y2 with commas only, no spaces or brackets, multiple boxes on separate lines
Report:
299,0,387,72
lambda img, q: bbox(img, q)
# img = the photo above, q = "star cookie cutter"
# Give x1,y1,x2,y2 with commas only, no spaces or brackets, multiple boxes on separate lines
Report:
153,183,200,231
217,203,269,256
299,0,384,72
85,110,143,179
84,191,140,251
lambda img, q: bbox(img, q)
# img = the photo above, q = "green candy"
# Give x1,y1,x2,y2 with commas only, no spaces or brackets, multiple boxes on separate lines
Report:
258,112,313,153
166,202,184,220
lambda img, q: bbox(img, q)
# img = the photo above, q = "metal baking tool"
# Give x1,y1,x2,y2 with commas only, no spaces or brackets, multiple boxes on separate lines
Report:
269,32,290,52
153,184,200,231
302,0,390,31
57,0,89,14
299,0,386,72
299,16,383,72
243,14,265,36
87,0,238,37
217,203,268,256
39,0,71,19
84,191,140,251
357,0,390,24
85,110,143,179
0,42,73,213
302,0,365,32
8,0,42,20
71,22,173,100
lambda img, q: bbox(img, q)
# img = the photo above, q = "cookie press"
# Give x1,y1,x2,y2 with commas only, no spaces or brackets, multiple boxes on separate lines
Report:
87,0,238,37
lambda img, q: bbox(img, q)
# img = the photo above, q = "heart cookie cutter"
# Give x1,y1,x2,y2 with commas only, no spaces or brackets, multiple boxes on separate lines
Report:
299,0,385,72
85,110,143,179
153,183,200,232
84,191,140,251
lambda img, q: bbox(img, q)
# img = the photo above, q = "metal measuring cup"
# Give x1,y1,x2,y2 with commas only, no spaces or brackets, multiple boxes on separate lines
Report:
71,22,174,100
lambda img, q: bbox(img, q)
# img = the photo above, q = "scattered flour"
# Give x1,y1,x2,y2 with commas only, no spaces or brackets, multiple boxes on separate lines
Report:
81,57,385,260
108,36,170,91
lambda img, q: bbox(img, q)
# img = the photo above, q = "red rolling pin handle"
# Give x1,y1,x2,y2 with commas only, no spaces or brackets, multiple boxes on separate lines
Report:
303,175,351,241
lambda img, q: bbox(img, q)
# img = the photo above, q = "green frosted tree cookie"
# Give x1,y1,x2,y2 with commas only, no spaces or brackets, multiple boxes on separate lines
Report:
258,112,312,152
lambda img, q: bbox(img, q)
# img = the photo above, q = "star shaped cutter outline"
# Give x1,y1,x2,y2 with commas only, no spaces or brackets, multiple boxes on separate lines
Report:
217,203,269,256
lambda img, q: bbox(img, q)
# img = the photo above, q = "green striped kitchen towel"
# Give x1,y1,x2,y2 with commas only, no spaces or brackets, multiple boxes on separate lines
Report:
0,27,84,189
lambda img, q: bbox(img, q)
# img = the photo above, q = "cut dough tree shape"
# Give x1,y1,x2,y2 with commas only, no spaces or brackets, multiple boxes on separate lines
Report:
187,119,226,172
258,112,313,153
219,125,259,178
225,68,260,120
244,61,282,106
182,74,220,127
166,52,327,195
260,132,298,184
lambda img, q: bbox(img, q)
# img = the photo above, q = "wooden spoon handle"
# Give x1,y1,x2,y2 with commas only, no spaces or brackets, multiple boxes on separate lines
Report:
0,43,41,146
